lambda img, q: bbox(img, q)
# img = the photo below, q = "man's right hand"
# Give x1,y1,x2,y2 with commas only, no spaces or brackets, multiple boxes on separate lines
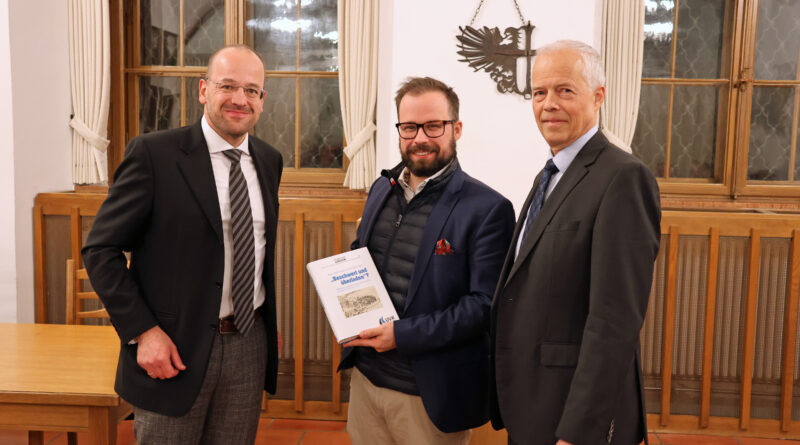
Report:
136,326,187,379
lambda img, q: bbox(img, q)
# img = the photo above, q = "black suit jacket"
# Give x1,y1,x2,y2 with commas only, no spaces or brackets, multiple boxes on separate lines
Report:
82,121,283,416
490,132,660,445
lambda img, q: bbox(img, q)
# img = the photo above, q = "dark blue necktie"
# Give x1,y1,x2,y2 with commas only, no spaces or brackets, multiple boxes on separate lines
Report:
522,159,559,241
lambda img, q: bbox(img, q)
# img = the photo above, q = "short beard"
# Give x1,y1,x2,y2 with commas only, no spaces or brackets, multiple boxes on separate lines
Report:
401,140,456,178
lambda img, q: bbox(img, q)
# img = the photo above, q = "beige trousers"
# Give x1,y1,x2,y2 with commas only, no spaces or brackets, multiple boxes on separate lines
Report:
346,367,472,445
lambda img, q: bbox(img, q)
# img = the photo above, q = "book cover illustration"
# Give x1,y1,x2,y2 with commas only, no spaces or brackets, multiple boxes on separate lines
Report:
306,247,398,343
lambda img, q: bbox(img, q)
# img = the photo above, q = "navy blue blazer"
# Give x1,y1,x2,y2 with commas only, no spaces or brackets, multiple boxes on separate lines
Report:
340,163,515,433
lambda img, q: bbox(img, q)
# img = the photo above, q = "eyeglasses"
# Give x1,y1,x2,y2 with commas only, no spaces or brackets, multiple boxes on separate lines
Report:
395,120,455,139
206,79,264,100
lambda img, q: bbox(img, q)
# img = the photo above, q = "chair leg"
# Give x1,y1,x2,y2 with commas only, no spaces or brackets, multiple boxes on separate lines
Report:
67,431,78,445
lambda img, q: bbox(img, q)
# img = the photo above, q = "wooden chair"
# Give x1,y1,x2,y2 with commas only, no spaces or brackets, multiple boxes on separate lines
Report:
63,258,131,445
65,258,108,324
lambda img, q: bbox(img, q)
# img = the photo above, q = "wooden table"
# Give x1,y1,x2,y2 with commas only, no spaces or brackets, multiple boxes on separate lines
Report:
0,323,129,445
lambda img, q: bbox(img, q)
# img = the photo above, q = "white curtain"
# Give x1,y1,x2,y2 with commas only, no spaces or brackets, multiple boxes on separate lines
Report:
338,0,379,189
600,0,645,154
68,0,111,184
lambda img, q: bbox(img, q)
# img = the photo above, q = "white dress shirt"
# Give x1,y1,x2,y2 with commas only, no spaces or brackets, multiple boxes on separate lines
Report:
202,116,267,318
515,125,599,258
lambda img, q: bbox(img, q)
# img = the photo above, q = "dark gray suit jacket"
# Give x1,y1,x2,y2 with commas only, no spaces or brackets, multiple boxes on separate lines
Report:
82,121,282,416
490,132,660,444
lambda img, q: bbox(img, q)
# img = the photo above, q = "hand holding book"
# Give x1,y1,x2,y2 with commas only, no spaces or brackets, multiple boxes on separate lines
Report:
343,321,396,352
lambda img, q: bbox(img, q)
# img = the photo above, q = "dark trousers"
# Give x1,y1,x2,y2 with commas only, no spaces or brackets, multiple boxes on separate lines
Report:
133,315,267,445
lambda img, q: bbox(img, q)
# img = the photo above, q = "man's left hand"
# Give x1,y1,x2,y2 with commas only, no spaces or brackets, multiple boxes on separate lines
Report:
343,321,396,352
556,440,573,445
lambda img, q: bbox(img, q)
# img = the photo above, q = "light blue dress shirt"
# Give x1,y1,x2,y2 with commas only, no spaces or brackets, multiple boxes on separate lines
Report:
515,125,599,258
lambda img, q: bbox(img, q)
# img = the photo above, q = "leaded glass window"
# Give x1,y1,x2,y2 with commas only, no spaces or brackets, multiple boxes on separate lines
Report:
632,0,732,183
125,0,344,185
747,0,800,184
632,0,800,199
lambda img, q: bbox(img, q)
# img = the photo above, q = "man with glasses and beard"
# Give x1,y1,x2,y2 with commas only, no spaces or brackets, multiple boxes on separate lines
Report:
339,76,515,445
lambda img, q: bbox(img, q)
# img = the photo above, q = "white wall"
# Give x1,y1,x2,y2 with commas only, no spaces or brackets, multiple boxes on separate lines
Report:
377,0,603,215
0,0,16,322
7,0,73,322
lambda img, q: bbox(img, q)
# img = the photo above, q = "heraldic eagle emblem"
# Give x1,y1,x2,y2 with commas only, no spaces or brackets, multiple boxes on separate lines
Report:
456,22,536,99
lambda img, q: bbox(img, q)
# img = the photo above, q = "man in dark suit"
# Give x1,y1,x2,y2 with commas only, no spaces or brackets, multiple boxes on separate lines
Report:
82,45,282,444
490,40,661,445
339,77,515,444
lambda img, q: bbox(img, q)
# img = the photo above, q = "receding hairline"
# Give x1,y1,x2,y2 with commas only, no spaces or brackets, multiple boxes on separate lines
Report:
205,45,265,79
533,40,605,89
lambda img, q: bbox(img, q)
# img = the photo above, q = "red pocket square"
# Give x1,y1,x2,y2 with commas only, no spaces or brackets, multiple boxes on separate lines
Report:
435,238,454,255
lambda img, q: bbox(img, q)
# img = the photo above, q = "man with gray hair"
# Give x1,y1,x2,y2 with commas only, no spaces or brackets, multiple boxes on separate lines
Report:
489,40,660,444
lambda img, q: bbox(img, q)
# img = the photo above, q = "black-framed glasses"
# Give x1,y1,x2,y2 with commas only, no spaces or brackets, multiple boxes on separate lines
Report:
395,120,455,139
206,78,265,100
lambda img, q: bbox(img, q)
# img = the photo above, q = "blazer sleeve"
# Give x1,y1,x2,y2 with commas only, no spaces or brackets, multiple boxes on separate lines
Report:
82,137,159,344
556,161,661,442
394,196,516,356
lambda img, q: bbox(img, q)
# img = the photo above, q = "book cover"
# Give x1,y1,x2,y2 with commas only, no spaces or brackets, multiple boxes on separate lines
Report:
306,247,399,344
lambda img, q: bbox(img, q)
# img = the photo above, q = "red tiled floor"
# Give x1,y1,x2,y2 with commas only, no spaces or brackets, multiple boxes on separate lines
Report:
269,418,347,431
739,438,800,445
117,419,136,445
658,433,740,445
253,427,304,445
6,423,800,445
301,430,352,445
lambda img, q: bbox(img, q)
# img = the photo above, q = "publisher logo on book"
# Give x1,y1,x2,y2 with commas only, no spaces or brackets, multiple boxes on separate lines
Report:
379,315,396,325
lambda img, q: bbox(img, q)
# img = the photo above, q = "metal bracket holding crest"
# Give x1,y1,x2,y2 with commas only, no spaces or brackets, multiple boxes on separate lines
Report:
456,0,536,99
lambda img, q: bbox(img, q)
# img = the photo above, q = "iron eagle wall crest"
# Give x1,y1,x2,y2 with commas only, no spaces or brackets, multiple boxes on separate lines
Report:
456,1,535,99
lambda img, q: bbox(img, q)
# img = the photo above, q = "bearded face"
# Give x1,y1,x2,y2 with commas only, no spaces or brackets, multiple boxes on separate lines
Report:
400,138,457,178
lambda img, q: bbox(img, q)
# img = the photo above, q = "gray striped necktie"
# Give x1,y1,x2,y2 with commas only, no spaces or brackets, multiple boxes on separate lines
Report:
223,149,255,335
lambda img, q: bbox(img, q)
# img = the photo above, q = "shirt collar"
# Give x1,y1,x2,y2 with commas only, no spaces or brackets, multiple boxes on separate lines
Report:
201,115,249,155
548,125,598,172
398,158,455,196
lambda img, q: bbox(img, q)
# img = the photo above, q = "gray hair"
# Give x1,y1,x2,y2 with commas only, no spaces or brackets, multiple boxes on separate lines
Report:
536,40,606,89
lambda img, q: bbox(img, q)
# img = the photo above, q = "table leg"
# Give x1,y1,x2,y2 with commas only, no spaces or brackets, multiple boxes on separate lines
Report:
88,406,116,445
28,431,44,445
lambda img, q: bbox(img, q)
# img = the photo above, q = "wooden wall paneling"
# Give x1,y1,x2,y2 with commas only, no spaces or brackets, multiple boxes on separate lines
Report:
661,212,800,237
661,225,681,426
293,212,305,412
740,228,762,429
70,207,84,317
34,205,47,323
331,213,342,414
647,413,800,438
700,227,721,427
69,207,82,266
256,400,347,421
781,230,800,431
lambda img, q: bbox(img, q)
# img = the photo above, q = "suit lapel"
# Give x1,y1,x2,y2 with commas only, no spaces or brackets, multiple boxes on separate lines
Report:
505,133,607,284
249,139,278,238
176,122,224,244
494,173,540,293
404,169,465,312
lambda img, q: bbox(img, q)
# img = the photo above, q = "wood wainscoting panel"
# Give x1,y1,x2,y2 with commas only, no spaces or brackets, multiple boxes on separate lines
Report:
33,194,800,438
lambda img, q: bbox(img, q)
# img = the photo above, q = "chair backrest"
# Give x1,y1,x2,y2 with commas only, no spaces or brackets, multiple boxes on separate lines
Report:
65,258,108,325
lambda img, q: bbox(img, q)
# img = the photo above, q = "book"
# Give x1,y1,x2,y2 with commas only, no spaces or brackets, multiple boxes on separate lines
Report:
306,247,399,344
